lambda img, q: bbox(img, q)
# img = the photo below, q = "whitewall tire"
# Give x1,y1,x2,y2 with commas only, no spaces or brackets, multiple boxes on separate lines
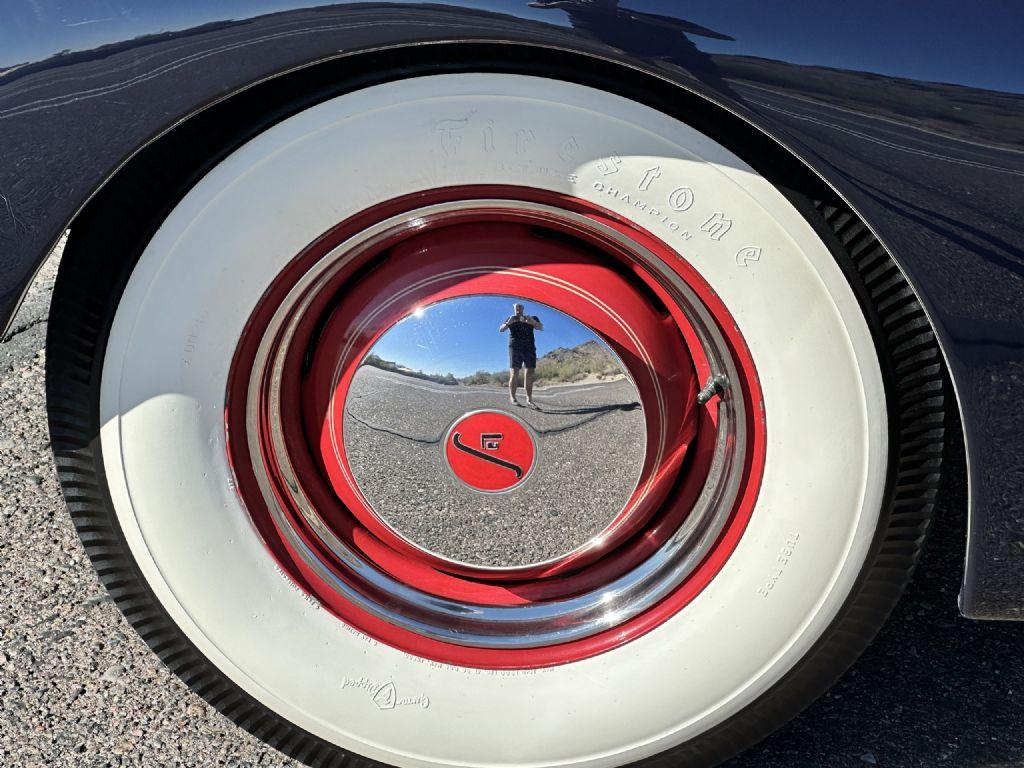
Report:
47,72,946,768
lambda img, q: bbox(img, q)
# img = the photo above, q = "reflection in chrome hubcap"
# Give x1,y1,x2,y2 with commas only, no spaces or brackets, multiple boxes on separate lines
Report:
344,297,646,568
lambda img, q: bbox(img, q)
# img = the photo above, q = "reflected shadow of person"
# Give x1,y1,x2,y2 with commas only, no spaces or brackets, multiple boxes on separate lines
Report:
528,0,738,101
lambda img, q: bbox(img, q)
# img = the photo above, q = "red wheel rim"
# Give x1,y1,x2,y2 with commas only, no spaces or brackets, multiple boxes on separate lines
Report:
226,185,766,668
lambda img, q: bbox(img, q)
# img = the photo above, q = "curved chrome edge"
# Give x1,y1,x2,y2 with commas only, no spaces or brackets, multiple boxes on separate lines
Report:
241,199,747,649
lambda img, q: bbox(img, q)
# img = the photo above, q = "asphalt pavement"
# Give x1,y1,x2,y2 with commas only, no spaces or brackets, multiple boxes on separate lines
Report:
344,365,645,567
1,243,1022,767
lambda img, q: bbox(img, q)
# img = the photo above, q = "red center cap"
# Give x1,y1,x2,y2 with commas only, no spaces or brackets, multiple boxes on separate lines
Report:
444,410,536,493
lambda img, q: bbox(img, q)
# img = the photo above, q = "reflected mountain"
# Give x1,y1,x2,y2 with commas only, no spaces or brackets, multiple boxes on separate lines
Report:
362,339,623,388
362,354,460,386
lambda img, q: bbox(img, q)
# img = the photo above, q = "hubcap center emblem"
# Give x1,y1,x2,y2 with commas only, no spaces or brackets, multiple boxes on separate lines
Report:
444,411,536,493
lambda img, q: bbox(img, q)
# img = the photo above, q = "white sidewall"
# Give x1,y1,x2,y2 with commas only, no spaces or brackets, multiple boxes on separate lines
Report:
100,74,886,768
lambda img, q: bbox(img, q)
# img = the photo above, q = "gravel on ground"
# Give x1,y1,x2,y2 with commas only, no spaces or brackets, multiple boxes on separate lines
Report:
344,366,645,566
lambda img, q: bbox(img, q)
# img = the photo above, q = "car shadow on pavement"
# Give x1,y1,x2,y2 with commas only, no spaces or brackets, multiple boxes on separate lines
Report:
725,417,1024,768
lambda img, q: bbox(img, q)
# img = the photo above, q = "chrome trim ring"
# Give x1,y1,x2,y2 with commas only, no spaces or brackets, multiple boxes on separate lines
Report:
240,199,746,650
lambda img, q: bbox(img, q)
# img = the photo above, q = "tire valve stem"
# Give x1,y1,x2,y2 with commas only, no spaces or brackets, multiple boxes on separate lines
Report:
697,374,730,405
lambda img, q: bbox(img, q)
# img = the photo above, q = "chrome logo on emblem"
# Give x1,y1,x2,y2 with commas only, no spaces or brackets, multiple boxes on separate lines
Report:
480,433,503,451
444,411,536,493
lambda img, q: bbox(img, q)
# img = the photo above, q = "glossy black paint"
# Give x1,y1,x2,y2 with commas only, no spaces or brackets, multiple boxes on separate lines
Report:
1,1,1022,618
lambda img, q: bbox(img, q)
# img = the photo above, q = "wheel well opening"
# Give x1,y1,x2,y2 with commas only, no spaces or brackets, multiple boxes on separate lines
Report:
57,39,957,475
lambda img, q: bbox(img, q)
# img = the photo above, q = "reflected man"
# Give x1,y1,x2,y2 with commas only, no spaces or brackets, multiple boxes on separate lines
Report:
499,302,543,407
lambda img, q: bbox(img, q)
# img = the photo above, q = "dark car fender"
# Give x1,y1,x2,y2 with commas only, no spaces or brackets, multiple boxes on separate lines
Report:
1,1,1021,619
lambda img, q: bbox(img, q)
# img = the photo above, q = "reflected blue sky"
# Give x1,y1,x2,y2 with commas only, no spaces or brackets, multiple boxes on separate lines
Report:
2,1,1022,93
369,295,597,377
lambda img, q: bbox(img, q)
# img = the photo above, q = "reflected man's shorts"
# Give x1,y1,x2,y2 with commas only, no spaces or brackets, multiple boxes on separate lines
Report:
509,347,537,369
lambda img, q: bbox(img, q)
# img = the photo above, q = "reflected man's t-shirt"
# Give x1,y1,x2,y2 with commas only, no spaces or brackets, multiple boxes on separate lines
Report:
506,316,537,351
